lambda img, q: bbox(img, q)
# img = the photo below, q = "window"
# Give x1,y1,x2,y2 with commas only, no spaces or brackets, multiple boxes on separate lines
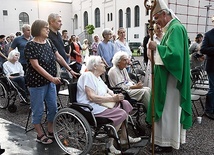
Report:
3,10,8,16
126,8,131,28
95,8,100,28
110,13,113,21
134,34,139,38
146,8,149,16
74,14,78,29
83,11,88,29
19,12,29,31
119,9,123,27
134,5,140,27
107,13,110,21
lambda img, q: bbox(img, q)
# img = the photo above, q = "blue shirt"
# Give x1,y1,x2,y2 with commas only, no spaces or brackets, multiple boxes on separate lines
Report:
11,35,32,64
97,41,115,67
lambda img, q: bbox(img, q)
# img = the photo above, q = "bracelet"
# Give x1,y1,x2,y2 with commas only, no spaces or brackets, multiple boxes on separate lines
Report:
68,68,72,72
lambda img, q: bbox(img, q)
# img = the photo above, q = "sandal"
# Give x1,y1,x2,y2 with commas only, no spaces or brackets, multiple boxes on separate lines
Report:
47,132,54,139
48,132,64,140
36,134,53,144
121,136,141,145
109,145,121,155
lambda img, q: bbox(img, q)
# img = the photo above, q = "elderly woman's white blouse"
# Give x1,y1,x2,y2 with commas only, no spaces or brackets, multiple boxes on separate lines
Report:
77,71,108,114
3,61,24,77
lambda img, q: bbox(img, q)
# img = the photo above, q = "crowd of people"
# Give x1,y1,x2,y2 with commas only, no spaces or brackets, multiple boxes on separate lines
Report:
0,0,214,154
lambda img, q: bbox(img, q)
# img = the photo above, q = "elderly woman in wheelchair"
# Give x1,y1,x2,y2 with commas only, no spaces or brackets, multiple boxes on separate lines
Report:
108,51,151,110
77,55,141,154
3,49,28,103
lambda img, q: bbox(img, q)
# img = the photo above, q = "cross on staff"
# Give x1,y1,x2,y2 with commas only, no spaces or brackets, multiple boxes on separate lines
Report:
144,0,156,155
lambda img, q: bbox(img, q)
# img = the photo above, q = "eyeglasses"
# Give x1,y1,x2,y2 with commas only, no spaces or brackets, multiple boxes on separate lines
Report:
43,26,49,30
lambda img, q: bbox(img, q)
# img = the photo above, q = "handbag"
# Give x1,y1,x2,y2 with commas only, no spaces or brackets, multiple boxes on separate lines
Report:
101,93,116,108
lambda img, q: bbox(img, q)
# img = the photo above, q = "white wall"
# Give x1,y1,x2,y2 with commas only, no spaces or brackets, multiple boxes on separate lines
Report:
0,0,73,37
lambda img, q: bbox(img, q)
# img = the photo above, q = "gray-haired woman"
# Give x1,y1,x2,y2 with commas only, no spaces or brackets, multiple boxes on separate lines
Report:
108,51,151,110
77,55,141,154
3,49,28,103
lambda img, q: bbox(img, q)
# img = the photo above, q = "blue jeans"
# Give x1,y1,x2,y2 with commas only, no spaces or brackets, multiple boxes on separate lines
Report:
205,72,214,113
29,83,57,124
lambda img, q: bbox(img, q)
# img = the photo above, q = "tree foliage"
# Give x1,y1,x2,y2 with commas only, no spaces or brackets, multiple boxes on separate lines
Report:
85,24,95,35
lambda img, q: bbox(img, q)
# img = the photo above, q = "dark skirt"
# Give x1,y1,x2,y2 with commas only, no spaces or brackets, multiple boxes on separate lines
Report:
95,100,133,126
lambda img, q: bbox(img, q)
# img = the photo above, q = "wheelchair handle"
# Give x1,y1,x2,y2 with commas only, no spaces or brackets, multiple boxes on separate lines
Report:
60,78,70,85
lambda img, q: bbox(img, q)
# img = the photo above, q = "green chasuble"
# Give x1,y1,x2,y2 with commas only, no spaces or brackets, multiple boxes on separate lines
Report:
146,19,192,129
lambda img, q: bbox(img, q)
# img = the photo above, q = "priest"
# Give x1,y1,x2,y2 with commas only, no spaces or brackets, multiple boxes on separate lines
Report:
146,0,192,153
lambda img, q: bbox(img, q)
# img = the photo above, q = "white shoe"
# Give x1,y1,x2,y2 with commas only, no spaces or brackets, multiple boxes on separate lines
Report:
109,145,121,155
121,136,141,145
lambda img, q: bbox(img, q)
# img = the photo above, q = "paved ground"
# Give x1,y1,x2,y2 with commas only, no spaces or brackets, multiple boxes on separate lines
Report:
0,56,214,155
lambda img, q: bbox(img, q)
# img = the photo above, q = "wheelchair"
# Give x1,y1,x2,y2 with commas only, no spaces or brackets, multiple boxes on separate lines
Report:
0,66,28,113
53,80,148,155
103,69,148,137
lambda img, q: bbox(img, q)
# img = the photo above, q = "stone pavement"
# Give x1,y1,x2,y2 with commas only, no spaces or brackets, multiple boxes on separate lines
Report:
0,118,65,155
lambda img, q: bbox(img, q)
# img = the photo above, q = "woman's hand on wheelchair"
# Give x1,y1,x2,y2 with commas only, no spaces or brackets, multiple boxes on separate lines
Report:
51,77,61,85
69,70,81,78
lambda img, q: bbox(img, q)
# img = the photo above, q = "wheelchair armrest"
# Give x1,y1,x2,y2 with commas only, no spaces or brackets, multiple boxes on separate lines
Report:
69,102,98,127
72,102,93,111
109,87,124,94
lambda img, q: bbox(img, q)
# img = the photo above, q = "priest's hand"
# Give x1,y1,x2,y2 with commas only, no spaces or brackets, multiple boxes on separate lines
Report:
148,41,157,51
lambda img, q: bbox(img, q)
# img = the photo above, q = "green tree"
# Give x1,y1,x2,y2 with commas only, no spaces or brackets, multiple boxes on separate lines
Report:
85,25,95,35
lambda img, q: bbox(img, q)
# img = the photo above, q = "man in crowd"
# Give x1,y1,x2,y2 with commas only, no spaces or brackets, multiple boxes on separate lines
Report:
200,16,214,120
48,13,67,62
62,29,71,63
9,24,32,72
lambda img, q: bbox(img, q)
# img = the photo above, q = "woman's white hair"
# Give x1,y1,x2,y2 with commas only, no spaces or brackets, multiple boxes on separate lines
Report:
83,39,88,43
8,50,20,61
86,55,102,71
102,28,112,38
112,51,128,66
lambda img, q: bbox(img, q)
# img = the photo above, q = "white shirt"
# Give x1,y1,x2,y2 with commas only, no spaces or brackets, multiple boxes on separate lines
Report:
3,61,24,77
115,40,132,57
77,71,107,114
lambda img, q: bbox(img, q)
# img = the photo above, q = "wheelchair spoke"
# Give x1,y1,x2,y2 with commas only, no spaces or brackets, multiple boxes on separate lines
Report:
53,108,92,155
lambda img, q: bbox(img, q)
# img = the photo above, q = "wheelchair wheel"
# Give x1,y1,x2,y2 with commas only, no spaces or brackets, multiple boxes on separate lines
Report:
8,104,17,113
53,108,93,155
130,103,147,118
0,81,9,109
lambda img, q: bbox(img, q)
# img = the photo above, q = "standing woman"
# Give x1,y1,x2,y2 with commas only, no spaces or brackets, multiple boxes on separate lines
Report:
70,35,82,71
115,27,132,57
70,35,82,63
24,20,78,144
115,27,132,71
81,39,90,63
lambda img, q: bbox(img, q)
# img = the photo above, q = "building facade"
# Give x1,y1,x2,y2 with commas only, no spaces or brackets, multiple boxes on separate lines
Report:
0,0,214,43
